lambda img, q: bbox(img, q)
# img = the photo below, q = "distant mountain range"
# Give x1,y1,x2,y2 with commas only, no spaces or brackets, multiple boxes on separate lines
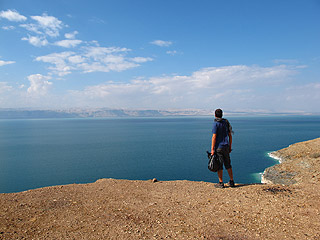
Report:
0,108,316,119
0,108,213,119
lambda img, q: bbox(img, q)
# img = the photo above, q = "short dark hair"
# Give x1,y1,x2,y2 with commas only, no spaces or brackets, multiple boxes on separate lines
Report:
215,109,223,118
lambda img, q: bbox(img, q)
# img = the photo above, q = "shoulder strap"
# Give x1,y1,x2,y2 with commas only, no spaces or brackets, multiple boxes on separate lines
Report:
225,119,234,134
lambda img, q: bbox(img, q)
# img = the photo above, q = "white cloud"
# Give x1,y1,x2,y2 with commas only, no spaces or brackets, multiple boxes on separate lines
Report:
65,31,78,39
68,65,297,109
20,23,42,35
166,50,178,55
0,60,15,66
2,25,15,30
20,13,63,38
2,10,151,75
285,83,320,102
0,9,27,22
18,13,65,47
22,35,49,47
0,82,13,92
81,46,152,72
36,51,75,76
150,40,172,47
68,55,85,64
84,46,130,59
31,14,63,37
79,60,139,73
54,39,82,48
27,74,53,95
131,57,153,63
35,46,153,75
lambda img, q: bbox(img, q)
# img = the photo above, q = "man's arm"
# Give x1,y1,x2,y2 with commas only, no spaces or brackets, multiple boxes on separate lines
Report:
228,132,232,153
211,133,216,155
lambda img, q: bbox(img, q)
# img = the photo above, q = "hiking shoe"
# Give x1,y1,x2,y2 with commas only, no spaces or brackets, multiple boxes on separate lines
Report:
215,182,224,188
229,180,235,187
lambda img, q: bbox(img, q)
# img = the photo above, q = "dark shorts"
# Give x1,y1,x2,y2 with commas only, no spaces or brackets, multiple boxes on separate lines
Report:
216,147,232,170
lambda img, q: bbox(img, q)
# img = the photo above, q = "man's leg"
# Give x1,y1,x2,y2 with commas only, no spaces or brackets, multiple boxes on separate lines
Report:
216,149,225,188
218,169,223,183
221,147,233,182
227,167,235,187
227,168,233,181
215,169,224,188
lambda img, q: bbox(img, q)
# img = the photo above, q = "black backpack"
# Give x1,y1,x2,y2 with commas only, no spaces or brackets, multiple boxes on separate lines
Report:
206,151,220,172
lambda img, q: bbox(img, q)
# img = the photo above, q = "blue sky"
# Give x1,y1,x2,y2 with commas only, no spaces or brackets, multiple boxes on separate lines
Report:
0,0,319,113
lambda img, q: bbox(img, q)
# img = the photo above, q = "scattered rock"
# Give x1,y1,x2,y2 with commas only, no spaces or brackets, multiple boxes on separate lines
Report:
310,153,320,158
262,186,292,194
262,167,297,185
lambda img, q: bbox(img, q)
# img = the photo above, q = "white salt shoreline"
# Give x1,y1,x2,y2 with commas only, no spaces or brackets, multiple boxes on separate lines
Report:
260,151,283,184
267,152,283,163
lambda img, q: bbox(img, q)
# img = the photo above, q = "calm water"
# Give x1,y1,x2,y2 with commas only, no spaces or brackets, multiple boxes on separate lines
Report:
1,116,320,193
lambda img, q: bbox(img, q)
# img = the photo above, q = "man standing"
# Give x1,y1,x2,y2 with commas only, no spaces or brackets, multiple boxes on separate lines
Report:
211,109,235,188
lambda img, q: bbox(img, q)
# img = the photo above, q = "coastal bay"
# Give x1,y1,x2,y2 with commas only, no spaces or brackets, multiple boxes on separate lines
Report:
1,116,320,194
1,138,319,239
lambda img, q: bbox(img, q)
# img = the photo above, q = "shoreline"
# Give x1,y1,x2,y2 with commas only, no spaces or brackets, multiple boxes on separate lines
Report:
260,152,284,184
261,137,320,185
267,151,283,163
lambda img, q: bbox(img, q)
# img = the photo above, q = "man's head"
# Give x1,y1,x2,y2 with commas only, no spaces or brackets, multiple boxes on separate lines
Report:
215,109,223,118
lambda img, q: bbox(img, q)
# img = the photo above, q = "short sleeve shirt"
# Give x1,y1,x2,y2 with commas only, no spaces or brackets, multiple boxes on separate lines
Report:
212,119,229,149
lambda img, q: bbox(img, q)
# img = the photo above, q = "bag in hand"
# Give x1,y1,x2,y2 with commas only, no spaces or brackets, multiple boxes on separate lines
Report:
206,151,219,172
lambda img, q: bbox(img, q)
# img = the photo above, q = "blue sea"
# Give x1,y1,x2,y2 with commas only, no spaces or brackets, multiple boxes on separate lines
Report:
1,116,320,193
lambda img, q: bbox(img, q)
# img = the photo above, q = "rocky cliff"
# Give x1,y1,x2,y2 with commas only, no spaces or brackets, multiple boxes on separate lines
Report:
262,138,320,185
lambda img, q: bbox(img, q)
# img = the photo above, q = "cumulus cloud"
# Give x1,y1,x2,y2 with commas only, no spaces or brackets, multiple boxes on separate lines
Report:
27,74,53,95
84,46,130,59
150,40,172,47
35,46,153,75
53,31,82,48
0,59,15,66
81,46,152,72
30,13,63,37
131,57,153,63
80,61,139,73
65,31,78,39
54,39,82,48
2,25,15,30
20,23,42,35
36,52,75,76
15,12,65,47
20,13,63,38
22,35,49,47
68,65,298,109
68,55,85,64
2,10,152,74
0,9,27,22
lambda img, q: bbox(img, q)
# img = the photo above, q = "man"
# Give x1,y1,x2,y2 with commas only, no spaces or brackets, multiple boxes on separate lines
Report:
211,109,235,188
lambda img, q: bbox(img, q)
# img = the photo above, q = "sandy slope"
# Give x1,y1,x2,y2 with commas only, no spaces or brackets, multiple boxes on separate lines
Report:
1,138,320,240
